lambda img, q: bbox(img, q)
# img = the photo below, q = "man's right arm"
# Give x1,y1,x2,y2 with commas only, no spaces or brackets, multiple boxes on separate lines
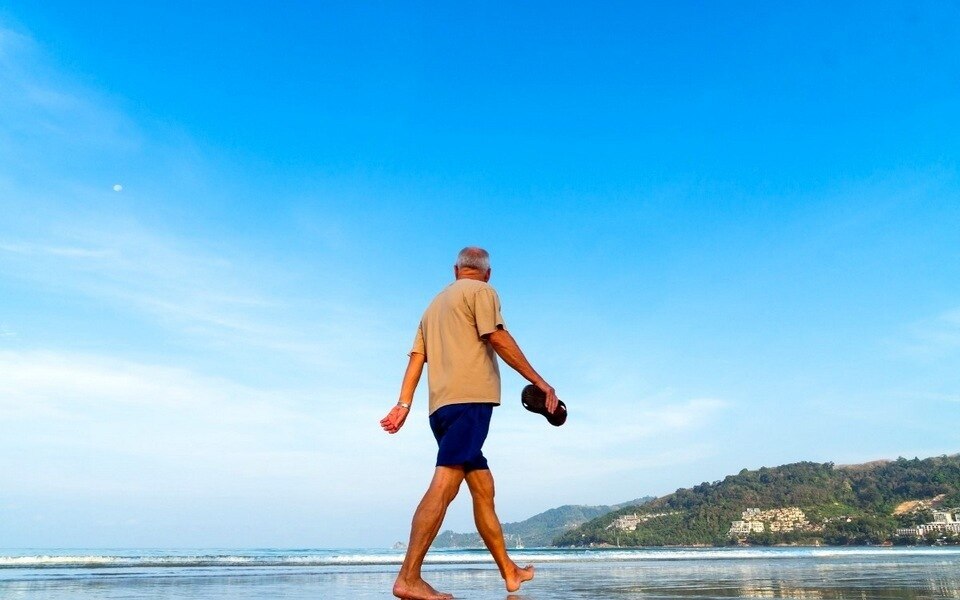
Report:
380,351,426,434
485,328,559,414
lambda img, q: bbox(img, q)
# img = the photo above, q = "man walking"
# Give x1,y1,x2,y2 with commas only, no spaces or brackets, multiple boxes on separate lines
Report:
380,247,560,600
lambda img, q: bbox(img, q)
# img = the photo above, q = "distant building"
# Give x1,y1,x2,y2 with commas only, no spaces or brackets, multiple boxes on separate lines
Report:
610,514,642,531
932,510,956,524
897,510,960,537
729,520,765,535
728,507,811,538
607,512,676,531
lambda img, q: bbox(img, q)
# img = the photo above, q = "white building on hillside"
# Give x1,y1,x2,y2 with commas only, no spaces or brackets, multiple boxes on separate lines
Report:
897,509,960,537
727,507,811,538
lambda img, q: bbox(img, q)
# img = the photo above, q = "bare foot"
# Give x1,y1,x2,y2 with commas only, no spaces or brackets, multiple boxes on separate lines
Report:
393,577,454,600
505,563,535,593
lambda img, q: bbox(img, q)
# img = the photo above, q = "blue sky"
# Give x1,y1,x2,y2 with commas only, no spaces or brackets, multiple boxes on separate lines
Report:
1,1,959,548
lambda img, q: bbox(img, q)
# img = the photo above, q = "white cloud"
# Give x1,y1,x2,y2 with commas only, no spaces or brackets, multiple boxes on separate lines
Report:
0,241,115,259
556,396,728,443
0,216,396,375
0,350,354,493
0,349,311,431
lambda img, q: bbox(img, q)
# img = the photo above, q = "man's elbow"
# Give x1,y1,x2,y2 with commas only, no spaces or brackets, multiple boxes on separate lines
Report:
485,328,510,351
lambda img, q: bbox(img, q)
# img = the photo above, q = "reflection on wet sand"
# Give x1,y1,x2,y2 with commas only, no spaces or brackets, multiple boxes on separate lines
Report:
549,555,960,599
639,570,956,599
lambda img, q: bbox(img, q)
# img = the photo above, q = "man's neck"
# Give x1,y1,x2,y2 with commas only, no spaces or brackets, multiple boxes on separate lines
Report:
455,267,490,282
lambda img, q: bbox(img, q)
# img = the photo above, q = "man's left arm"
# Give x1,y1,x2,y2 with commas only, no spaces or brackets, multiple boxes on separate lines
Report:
475,286,560,414
486,328,560,414
380,352,426,434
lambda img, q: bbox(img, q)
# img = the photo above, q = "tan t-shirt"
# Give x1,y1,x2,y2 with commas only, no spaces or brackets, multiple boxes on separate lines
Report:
411,278,505,415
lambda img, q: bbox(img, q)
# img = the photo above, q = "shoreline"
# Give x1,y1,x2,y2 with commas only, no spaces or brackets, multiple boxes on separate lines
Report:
4,545,960,571
3,548,959,600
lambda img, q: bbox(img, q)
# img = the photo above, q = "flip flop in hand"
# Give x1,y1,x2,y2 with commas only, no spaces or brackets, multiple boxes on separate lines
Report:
521,384,567,427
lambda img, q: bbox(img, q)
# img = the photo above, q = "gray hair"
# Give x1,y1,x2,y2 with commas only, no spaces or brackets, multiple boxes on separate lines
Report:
456,247,490,272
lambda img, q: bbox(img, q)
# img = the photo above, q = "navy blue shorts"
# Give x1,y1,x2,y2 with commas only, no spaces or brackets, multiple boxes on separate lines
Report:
429,403,494,472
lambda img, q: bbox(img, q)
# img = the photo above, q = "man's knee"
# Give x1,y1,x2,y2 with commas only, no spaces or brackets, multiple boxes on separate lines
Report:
432,466,465,503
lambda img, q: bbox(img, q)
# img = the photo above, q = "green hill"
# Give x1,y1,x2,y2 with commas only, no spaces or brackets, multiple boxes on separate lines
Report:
433,497,653,548
555,455,960,547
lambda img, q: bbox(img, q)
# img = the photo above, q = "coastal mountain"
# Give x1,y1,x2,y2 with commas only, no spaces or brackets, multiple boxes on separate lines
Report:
432,497,654,548
555,454,960,547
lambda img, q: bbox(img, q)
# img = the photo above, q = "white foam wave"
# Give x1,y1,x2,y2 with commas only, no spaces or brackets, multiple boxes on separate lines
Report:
2,547,959,569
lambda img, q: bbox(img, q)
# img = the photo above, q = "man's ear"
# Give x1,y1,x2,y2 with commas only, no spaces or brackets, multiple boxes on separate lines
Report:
484,268,491,282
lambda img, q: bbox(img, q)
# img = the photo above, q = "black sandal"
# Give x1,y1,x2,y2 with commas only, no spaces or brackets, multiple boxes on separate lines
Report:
521,384,567,427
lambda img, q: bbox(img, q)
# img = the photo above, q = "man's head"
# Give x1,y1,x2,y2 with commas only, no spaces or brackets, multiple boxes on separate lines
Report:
454,246,491,282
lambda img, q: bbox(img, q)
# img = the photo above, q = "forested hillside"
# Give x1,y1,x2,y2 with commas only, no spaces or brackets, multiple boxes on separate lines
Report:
554,455,960,547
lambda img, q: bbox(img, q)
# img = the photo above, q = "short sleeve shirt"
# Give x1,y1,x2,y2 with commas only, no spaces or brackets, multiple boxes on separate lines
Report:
411,278,505,415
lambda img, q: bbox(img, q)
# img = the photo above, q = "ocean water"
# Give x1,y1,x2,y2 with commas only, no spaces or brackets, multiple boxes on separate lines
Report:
2,546,959,599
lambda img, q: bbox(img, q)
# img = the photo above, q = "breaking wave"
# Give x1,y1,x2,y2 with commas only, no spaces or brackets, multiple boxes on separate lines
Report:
3,547,960,569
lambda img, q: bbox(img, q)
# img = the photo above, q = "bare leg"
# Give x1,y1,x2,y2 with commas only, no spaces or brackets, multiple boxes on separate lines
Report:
393,466,465,600
465,469,534,593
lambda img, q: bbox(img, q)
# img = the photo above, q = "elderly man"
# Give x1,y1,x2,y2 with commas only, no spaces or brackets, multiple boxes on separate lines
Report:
380,247,560,600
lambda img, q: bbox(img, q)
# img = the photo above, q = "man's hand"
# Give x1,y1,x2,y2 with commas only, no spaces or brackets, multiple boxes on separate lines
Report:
380,404,410,434
536,380,560,414
381,353,424,435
